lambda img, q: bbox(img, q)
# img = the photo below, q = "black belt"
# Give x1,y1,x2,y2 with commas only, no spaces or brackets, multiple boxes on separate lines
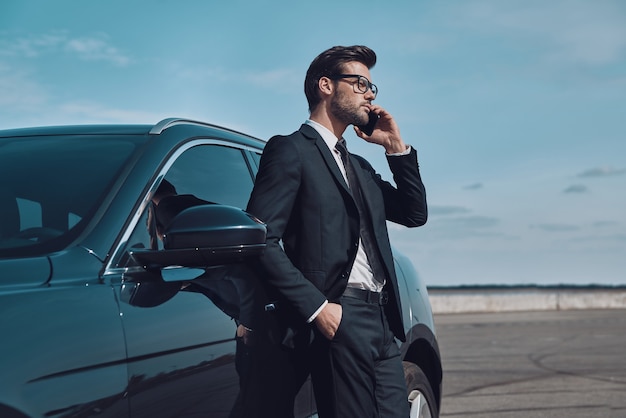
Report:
342,287,388,305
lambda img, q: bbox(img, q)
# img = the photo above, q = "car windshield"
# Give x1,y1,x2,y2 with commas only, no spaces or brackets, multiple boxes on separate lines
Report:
0,134,142,258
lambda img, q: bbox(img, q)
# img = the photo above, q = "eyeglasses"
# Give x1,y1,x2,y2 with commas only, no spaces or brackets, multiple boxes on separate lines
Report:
329,74,378,98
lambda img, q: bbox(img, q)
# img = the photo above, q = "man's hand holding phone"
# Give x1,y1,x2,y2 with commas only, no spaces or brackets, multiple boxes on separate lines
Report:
357,111,379,136
354,105,408,154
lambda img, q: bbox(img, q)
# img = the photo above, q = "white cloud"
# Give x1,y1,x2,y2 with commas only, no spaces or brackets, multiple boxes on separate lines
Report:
0,31,130,66
64,36,130,66
530,223,580,232
563,184,588,193
428,205,472,216
0,60,149,127
2,32,67,57
593,221,620,228
577,166,626,178
441,215,499,229
0,62,47,110
57,101,162,124
164,64,300,94
394,215,504,242
463,183,483,190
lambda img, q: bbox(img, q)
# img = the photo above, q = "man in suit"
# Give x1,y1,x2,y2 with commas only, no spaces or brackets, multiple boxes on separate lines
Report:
246,45,428,417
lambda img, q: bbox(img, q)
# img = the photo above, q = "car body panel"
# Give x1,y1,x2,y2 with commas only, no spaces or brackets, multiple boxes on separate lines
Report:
395,250,436,333
0,264,129,417
118,279,239,417
0,257,50,288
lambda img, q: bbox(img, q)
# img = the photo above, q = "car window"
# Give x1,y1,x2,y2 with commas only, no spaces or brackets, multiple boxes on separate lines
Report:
165,144,254,209
0,136,140,258
119,143,255,259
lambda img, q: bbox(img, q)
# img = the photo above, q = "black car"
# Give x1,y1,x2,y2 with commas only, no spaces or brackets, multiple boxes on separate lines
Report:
0,118,442,418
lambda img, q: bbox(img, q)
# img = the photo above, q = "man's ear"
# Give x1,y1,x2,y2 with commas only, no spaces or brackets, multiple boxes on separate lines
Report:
318,76,334,97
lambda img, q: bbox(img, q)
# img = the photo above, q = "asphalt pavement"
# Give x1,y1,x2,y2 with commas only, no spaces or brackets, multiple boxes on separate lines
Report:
434,309,626,418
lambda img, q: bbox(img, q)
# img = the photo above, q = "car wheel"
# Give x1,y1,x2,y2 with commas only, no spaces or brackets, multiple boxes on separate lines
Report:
404,361,438,418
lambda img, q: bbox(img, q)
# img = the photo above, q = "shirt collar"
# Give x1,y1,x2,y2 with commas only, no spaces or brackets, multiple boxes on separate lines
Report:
305,119,341,153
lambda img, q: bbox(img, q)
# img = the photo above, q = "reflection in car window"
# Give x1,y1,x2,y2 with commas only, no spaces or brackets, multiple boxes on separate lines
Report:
166,144,254,209
0,136,140,257
119,144,255,263
16,198,42,230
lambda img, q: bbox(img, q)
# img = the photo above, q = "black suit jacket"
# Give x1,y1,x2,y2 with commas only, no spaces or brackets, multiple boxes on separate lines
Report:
246,124,427,341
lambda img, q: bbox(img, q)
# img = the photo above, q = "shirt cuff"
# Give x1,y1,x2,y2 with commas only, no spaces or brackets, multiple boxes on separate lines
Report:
306,300,328,323
386,145,412,156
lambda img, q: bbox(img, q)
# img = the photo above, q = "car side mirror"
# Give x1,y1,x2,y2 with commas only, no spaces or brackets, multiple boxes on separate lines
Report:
129,204,266,269
122,205,266,308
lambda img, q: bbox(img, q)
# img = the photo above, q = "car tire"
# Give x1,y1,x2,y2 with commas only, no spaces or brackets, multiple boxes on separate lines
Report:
404,361,438,418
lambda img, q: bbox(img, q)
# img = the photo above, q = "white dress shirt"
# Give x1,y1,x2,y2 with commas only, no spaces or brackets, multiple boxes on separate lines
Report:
303,120,411,321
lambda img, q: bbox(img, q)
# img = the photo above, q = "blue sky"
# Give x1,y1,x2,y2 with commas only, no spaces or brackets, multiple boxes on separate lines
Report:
1,0,625,287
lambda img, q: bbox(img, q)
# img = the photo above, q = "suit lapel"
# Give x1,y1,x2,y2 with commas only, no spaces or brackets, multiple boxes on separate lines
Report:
299,124,351,194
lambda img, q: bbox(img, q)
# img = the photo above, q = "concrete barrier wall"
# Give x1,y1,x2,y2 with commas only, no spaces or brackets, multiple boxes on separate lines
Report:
427,287,626,314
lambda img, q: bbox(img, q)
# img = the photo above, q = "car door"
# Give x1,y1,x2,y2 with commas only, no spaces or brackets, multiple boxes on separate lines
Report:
112,141,258,418
0,182,130,417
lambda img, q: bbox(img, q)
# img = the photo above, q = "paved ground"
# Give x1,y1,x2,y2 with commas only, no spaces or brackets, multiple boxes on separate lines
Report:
434,309,626,417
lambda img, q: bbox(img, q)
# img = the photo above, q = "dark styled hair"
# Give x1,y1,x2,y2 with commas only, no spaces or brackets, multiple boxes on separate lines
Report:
304,45,377,112
155,179,177,199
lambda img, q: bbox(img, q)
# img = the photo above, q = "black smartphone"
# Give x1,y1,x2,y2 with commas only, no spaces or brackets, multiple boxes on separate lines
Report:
358,112,379,136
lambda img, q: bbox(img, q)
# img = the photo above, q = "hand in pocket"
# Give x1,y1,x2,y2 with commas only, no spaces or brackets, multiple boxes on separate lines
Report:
314,302,343,340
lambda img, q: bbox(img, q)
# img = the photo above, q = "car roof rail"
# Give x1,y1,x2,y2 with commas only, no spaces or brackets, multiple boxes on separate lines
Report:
149,118,263,144
149,118,219,135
